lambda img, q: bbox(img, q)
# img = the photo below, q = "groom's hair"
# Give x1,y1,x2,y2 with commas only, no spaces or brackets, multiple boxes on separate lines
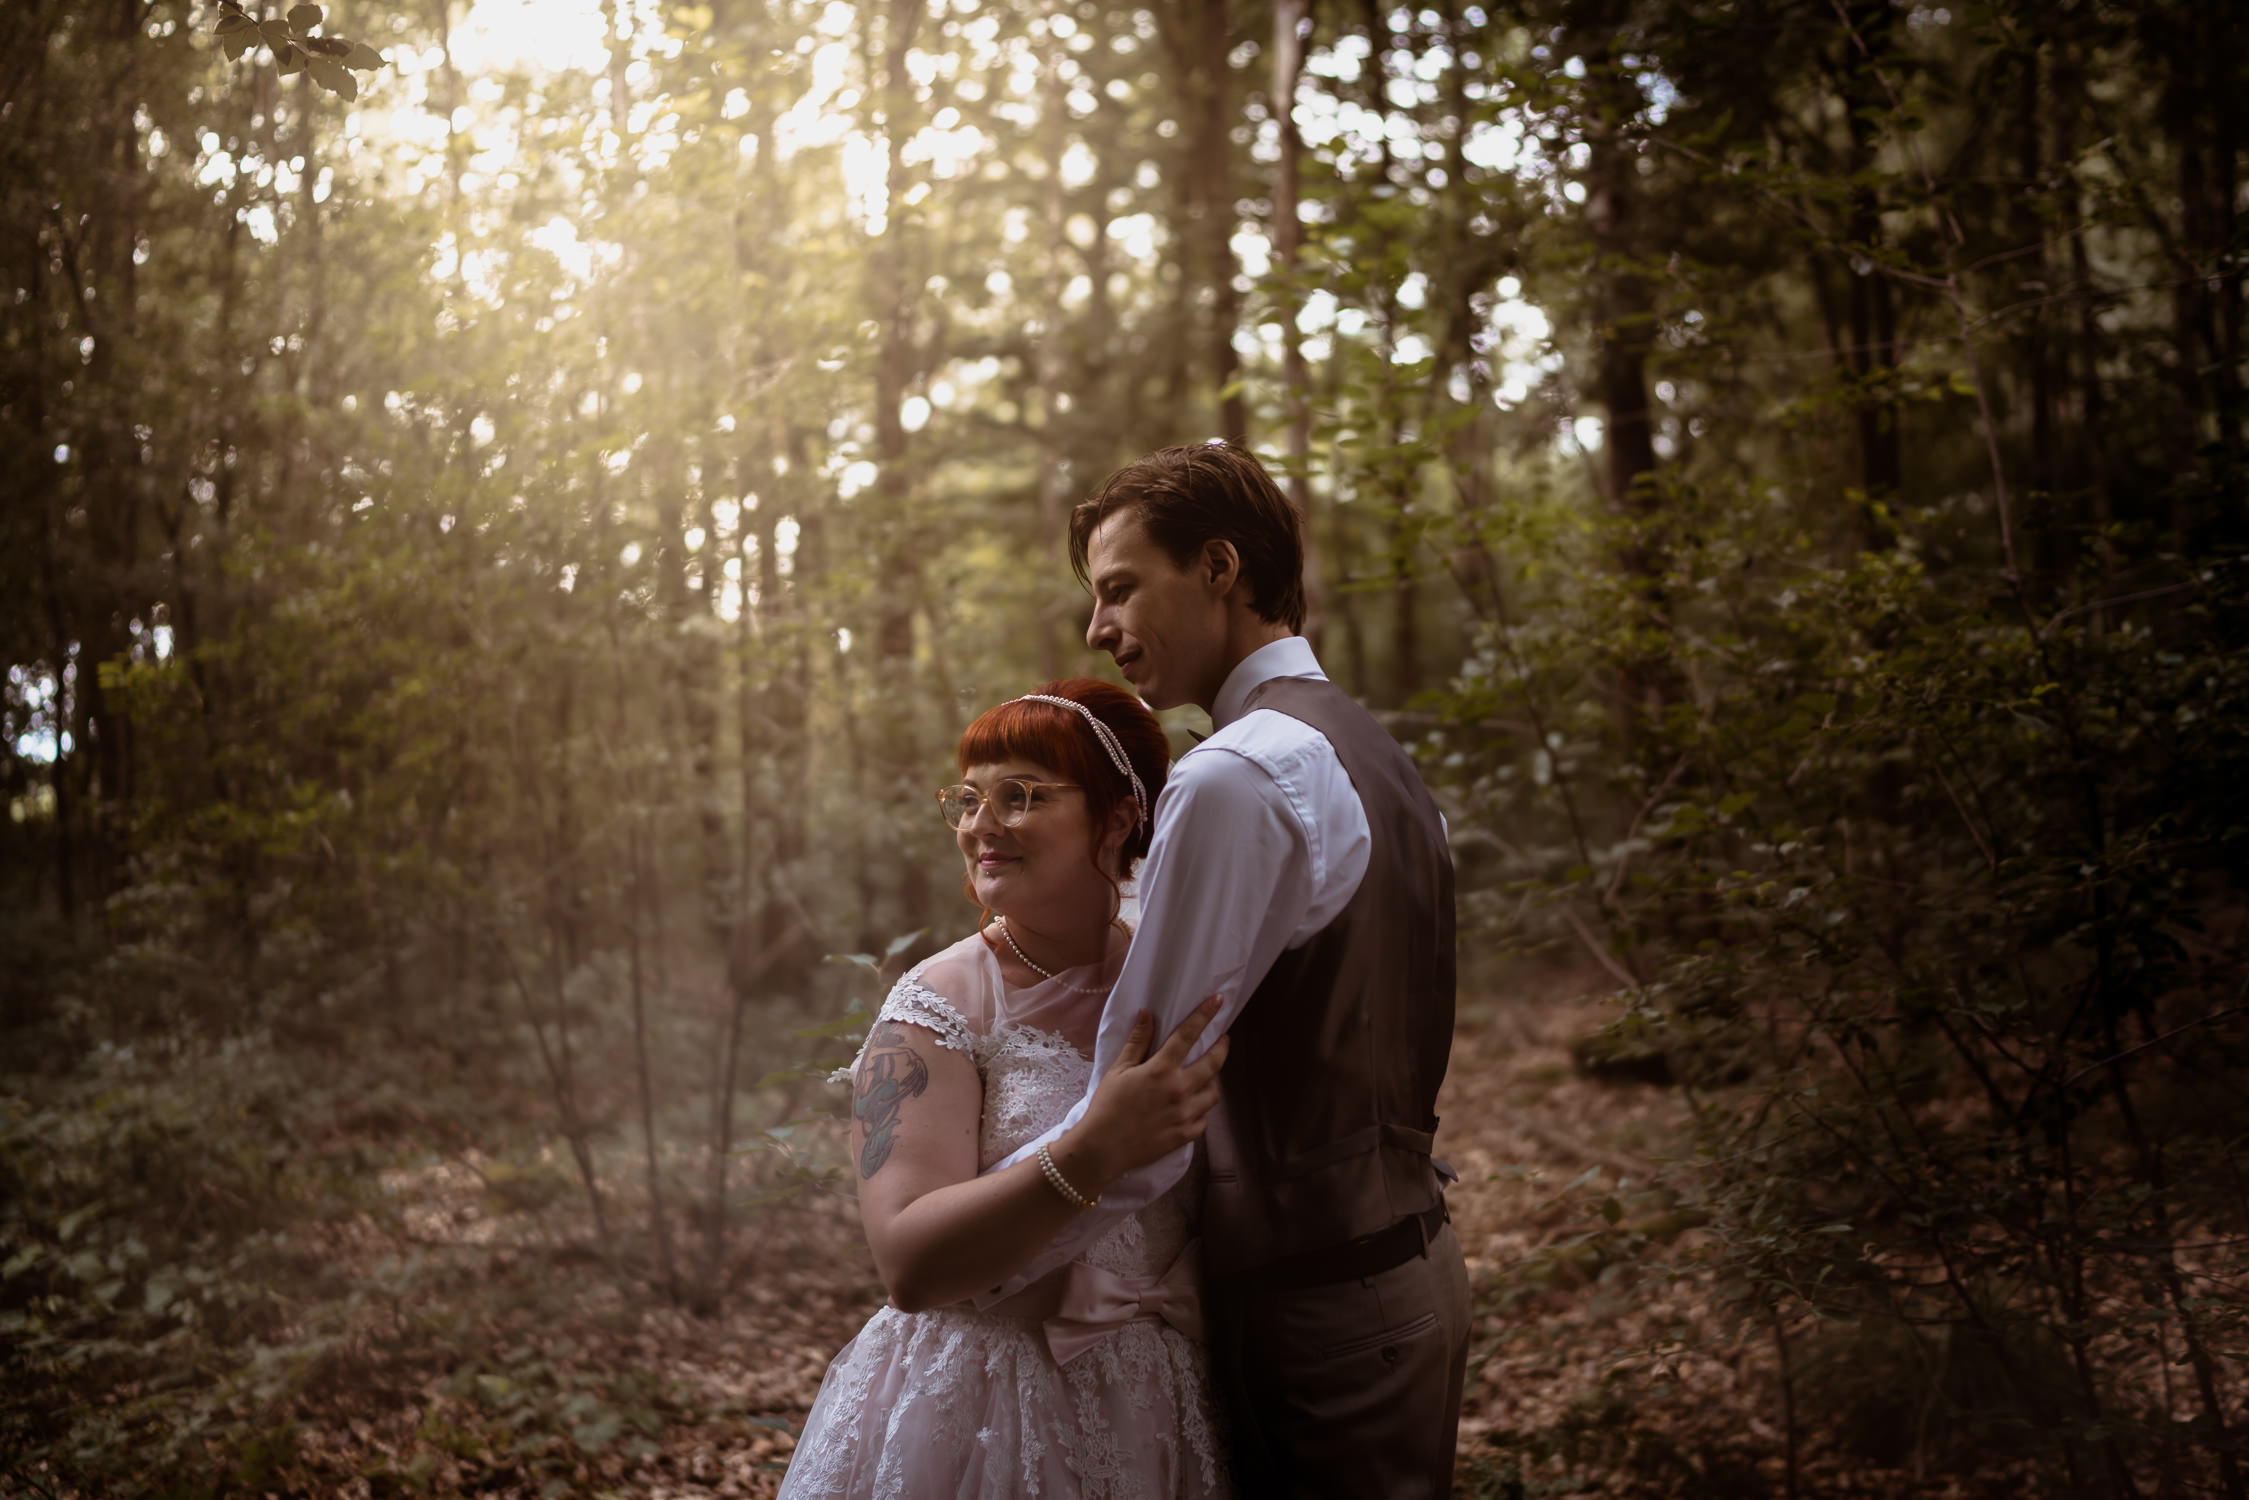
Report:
1070,442,1307,633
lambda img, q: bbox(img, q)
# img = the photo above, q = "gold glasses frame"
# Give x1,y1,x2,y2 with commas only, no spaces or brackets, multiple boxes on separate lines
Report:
936,778,1082,830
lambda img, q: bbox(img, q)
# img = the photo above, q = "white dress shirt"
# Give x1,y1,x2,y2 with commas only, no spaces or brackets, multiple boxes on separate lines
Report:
978,636,1371,1300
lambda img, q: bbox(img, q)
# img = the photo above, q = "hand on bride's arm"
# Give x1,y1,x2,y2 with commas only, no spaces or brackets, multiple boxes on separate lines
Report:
1050,998,1229,1192
854,1001,1227,1315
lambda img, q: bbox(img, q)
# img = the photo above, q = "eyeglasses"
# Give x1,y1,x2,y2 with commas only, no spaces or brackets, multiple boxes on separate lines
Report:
936,778,1081,830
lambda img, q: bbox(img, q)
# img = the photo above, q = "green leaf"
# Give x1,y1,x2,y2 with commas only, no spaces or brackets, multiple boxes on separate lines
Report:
344,40,386,70
288,2,324,30
309,55,356,99
275,41,305,76
222,25,257,60
572,1409,624,1451
259,17,293,49
790,1008,874,1041
215,12,256,32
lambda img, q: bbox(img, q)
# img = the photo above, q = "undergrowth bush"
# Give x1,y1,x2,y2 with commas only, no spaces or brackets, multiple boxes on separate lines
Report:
0,930,861,1497
1431,482,2249,1491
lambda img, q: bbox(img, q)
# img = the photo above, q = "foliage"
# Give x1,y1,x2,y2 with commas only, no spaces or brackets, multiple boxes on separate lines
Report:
1439,486,2249,1487
1408,2,2249,1491
212,2,388,101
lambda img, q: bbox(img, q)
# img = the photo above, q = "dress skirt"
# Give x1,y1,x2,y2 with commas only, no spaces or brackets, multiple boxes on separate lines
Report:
780,1302,1226,1500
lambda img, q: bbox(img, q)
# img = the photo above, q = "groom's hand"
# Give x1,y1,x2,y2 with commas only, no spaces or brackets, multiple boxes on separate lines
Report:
1073,997,1230,1187
1119,995,1229,1130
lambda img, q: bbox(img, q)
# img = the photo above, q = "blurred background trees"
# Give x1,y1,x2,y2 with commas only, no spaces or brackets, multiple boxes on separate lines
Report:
3,0,2244,1493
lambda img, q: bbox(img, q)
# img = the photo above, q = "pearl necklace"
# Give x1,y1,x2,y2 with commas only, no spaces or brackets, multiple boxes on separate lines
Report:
995,916,1107,994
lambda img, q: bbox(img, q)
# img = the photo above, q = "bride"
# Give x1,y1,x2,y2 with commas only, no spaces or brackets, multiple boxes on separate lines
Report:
779,679,1234,1499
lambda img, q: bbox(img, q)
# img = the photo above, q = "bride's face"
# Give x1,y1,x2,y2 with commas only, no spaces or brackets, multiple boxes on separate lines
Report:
955,756,1119,926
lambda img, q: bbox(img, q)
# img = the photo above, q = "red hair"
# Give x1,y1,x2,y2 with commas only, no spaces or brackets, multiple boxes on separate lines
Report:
956,679,1171,871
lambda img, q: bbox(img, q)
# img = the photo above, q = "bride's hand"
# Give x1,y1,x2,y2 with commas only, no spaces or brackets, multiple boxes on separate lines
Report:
1072,998,1229,1184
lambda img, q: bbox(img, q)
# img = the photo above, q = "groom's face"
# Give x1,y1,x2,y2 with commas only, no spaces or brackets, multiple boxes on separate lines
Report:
1084,509,1230,713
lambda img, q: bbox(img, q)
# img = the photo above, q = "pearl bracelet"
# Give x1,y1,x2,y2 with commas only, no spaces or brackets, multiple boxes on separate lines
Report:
1037,1141,1098,1209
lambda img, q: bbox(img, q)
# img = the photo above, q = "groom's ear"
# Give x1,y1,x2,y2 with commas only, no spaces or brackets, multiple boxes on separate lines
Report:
1202,538,1242,593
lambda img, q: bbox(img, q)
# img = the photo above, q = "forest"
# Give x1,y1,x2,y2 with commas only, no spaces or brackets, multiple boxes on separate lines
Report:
3,0,2246,1494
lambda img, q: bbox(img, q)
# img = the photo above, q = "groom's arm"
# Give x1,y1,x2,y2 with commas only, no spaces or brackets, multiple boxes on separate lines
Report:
971,743,1328,1300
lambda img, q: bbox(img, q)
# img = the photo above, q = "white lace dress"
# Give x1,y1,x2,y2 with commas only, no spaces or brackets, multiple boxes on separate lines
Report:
779,933,1230,1500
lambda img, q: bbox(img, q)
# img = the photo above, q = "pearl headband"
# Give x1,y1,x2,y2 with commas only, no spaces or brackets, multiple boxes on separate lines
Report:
1012,694,1151,832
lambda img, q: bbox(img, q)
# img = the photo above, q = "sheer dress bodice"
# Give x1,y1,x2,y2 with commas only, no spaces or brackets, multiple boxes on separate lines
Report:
880,954,1198,1286
780,933,1228,1500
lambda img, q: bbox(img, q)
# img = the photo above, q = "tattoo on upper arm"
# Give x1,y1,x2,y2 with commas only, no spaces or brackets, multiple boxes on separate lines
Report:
853,1021,931,1179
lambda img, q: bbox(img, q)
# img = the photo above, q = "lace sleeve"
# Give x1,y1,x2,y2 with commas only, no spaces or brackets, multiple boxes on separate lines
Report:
827,967,980,1085
876,977,978,1054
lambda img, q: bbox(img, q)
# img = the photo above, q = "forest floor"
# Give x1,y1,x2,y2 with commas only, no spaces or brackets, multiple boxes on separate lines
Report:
120,966,2001,1498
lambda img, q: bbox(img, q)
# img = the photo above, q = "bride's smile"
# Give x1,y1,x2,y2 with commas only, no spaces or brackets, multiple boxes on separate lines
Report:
951,755,1134,974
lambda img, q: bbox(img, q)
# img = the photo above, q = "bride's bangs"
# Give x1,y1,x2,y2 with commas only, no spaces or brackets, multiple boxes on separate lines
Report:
956,700,1102,793
956,680,1170,870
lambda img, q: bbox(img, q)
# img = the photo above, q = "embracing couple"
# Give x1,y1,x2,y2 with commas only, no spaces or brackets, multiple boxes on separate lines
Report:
780,443,1468,1498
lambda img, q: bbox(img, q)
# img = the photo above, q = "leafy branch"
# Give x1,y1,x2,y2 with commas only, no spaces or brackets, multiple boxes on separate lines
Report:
212,2,386,101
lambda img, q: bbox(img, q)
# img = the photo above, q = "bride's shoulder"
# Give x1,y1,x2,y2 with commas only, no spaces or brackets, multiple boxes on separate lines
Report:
878,931,1001,1050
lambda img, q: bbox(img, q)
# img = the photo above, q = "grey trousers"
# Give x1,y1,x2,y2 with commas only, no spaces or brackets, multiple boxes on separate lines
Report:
1206,1221,1472,1499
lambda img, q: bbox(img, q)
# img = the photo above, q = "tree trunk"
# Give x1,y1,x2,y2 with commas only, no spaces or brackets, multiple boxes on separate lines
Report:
867,0,928,936
59,0,151,904
2154,4,2221,534
2057,51,2117,603
2214,3,2244,463
38,524,78,925
1359,2,1417,702
1321,356,1369,697
1586,118,1658,509
1035,19,1072,680
622,744,679,1302
1271,0,1321,646
1580,33,1671,739
542,675,612,1247
1184,0,1245,441
1838,1,1902,550
1435,0,1502,618
762,430,815,1001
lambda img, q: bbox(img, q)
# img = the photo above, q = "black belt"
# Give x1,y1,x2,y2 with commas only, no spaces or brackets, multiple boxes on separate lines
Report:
1255,1200,1449,1291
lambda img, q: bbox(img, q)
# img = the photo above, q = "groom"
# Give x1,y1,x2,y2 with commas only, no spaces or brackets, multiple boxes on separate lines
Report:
990,442,1469,1496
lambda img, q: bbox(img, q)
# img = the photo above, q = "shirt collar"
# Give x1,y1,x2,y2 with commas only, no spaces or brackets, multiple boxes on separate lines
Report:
1210,635,1327,730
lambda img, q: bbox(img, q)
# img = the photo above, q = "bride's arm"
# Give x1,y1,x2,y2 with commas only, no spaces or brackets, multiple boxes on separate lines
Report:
852,1003,1224,1314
